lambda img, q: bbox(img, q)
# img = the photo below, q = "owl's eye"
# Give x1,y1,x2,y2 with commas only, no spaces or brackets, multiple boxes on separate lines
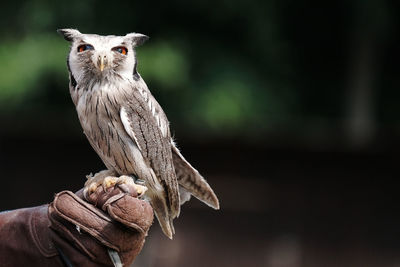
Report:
77,44,94,53
112,46,128,55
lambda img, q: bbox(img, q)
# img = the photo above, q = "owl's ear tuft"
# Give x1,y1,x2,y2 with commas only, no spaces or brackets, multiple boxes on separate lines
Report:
57,29,82,42
125,33,149,47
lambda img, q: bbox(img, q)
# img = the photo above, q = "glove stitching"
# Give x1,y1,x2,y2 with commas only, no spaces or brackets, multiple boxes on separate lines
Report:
101,193,126,211
49,214,97,260
29,205,58,257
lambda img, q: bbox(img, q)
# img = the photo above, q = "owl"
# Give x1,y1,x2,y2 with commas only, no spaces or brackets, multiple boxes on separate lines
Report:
58,29,219,239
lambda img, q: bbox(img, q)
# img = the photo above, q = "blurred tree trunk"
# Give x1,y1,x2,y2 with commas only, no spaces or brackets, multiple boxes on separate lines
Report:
345,0,389,147
346,35,376,147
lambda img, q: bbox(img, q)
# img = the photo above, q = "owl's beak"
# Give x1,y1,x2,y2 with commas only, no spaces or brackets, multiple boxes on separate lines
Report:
100,61,105,72
99,57,106,72
97,55,108,72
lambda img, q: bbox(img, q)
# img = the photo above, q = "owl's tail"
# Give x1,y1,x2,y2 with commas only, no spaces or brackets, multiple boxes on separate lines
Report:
150,143,219,239
172,145,220,210
148,190,175,239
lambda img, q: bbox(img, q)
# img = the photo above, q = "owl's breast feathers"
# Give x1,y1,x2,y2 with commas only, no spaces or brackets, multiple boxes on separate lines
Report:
74,79,180,220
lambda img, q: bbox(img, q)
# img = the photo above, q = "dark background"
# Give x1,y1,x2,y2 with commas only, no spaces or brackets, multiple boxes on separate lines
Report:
0,0,400,266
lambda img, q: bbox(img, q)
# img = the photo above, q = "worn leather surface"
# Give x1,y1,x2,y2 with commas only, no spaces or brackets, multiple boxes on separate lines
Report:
0,184,153,266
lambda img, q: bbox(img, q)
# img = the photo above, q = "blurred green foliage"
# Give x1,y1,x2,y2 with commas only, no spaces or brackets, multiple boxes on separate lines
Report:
0,35,65,106
0,0,398,141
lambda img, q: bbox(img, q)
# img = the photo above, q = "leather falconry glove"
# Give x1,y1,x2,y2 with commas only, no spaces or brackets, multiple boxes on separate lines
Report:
0,183,154,267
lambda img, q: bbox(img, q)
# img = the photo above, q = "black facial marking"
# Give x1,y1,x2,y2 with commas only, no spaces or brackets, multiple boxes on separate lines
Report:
132,61,140,81
70,73,77,88
67,57,77,88
132,52,140,81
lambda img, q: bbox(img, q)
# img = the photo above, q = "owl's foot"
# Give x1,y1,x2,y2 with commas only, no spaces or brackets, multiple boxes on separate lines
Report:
116,175,148,196
83,170,147,199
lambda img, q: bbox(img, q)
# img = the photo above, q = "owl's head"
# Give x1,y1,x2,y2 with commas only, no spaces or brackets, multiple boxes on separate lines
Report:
58,29,148,84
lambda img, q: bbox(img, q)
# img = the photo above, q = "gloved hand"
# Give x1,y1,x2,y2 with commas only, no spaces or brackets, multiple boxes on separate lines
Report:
0,183,153,267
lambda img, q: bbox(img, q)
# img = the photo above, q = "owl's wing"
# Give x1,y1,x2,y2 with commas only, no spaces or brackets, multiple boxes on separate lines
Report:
119,87,180,222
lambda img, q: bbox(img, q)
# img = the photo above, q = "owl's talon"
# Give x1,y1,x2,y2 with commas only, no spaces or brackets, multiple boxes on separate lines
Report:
102,176,118,190
133,183,147,196
116,175,135,186
116,176,147,196
89,182,98,193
